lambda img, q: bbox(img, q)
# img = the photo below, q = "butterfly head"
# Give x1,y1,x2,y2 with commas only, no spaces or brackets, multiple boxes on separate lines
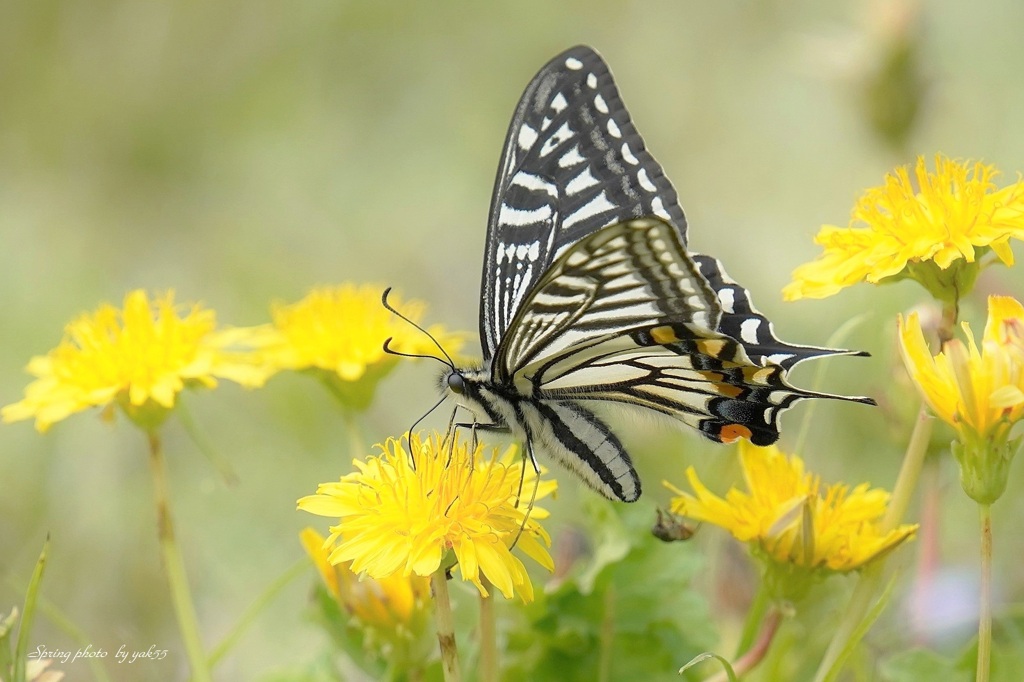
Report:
446,371,466,395
438,363,488,400
437,363,506,429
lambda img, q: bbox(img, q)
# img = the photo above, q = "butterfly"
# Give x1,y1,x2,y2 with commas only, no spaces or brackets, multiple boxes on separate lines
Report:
394,45,873,503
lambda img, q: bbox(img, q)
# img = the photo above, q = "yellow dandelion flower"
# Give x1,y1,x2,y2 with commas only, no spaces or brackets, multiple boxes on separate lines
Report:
2,290,265,432
249,284,463,409
899,296,1024,502
667,441,916,575
300,527,430,636
784,155,1024,301
298,433,556,602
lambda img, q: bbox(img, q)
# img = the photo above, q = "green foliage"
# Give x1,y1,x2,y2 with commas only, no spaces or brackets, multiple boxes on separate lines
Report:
880,648,966,681
2,540,49,682
502,502,715,682
0,608,17,681
679,652,738,681
307,582,437,682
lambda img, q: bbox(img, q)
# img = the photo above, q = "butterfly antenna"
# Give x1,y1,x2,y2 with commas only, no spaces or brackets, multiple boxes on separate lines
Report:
382,337,452,366
381,287,455,367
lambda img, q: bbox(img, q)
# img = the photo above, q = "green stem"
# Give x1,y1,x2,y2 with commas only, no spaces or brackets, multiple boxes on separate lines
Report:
977,503,993,682
938,300,959,347
735,581,770,657
883,407,933,532
147,431,213,682
811,565,883,682
479,579,497,682
812,405,931,682
175,397,238,486
208,557,311,666
705,606,783,682
341,409,366,460
431,569,461,682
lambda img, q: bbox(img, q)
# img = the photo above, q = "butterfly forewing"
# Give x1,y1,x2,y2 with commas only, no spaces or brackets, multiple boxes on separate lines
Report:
481,46,688,362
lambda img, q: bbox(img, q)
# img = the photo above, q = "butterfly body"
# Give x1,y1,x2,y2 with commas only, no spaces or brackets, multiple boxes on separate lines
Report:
436,46,872,503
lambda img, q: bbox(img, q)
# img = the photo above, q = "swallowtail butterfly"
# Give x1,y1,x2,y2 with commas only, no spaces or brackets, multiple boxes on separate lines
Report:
418,46,872,503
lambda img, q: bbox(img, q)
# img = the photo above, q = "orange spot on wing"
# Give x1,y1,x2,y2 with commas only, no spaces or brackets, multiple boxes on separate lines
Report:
699,371,744,398
743,366,778,384
715,383,744,398
719,424,753,443
650,325,679,344
697,339,727,358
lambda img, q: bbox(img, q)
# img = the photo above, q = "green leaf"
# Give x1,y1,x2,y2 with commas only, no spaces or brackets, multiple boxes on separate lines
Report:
503,502,716,681
679,652,738,681
13,537,49,682
573,497,632,594
0,608,18,680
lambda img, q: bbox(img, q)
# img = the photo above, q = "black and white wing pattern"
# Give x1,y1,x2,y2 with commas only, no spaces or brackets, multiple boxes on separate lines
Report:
494,217,718,383
503,218,862,448
437,45,874,504
480,46,686,362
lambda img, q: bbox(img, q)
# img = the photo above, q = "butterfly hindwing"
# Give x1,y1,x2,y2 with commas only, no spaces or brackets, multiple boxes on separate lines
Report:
522,322,809,447
693,254,863,369
520,399,640,502
481,46,687,362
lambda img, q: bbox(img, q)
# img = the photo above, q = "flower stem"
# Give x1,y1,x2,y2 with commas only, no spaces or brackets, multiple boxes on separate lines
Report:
209,556,311,665
341,409,366,460
883,406,933,532
431,569,461,682
735,581,770,657
705,606,783,682
911,457,942,646
146,431,212,682
812,406,931,682
479,579,497,682
977,502,993,682
938,300,959,346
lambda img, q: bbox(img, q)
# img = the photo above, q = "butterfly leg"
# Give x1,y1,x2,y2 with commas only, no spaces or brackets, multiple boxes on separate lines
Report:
509,439,543,548
440,404,460,451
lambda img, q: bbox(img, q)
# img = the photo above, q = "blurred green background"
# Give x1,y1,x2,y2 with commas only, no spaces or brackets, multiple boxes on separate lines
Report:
3,0,1024,679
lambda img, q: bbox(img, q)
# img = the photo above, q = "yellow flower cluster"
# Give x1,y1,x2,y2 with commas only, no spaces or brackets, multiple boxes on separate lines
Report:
3,285,461,429
900,296,1024,502
899,296,1024,448
298,433,556,602
300,527,429,636
785,155,1024,301
667,442,917,574
1,290,264,432
251,284,462,380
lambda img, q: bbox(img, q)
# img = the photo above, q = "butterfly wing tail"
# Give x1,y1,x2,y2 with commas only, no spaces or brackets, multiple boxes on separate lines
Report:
692,254,868,369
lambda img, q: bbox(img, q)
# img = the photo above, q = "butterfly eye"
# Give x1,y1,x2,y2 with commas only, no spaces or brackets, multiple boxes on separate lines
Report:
447,372,466,395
